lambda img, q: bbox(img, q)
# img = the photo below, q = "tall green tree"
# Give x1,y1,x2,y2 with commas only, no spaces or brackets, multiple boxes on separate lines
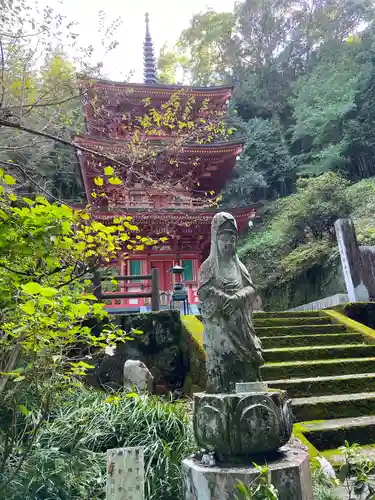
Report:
158,10,236,85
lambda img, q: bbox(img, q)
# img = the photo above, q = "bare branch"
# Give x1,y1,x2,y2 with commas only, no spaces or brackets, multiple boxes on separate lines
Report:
0,159,69,206
0,38,5,109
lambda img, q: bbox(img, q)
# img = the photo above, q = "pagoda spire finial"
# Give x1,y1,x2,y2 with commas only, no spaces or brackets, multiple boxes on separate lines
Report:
143,12,157,85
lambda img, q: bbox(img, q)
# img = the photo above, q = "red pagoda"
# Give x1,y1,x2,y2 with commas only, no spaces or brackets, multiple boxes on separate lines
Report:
75,14,256,312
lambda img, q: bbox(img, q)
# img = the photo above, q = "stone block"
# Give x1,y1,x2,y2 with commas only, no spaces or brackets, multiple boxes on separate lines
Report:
123,360,154,393
193,390,293,459
182,446,313,500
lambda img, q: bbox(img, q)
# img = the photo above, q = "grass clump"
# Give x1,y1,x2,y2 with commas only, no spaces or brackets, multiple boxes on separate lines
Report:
0,386,195,500
312,469,340,500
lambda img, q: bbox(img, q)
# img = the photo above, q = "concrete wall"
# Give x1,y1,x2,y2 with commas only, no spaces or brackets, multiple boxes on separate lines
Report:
289,294,349,312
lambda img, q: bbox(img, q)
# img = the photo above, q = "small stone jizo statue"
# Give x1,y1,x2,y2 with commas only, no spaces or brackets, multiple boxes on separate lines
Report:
198,212,264,393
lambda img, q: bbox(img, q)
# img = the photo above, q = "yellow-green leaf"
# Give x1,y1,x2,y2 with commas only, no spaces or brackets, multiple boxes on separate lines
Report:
4,174,16,185
94,177,104,186
104,166,114,176
39,287,58,297
108,177,122,185
20,300,35,315
81,294,98,301
17,404,31,416
22,282,42,295
104,395,122,405
126,392,140,399
35,195,49,205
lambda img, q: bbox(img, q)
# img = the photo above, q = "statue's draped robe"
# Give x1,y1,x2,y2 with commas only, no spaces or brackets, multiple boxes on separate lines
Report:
198,213,264,393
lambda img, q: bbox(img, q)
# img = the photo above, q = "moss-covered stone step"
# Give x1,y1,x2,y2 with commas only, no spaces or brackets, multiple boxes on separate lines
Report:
256,324,347,336
267,372,375,398
301,415,375,451
262,357,375,380
254,311,323,318
254,316,330,327
320,443,375,466
292,392,375,422
260,332,364,349
263,343,375,363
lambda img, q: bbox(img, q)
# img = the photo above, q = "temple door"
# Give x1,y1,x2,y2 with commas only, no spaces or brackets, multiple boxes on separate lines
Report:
150,260,173,306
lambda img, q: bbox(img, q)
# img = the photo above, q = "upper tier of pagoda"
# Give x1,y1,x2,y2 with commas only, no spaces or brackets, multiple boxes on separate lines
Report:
79,79,234,141
74,13,247,213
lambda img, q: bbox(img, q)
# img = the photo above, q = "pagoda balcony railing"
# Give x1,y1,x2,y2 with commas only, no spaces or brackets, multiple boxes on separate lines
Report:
108,197,211,210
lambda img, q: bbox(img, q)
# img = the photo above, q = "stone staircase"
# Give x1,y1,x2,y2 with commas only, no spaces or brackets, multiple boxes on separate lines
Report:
253,310,375,461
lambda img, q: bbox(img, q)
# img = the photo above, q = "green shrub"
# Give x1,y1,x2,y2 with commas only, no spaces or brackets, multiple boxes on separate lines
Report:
0,386,196,500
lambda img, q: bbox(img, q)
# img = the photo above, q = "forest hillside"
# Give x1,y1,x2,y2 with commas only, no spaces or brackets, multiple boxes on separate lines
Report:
158,0,375,309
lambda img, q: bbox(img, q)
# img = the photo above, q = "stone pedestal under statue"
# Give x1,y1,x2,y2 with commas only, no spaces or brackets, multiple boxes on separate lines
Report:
183,386,312,500
193,389,293,459
182,445,312,500
182,213,313,500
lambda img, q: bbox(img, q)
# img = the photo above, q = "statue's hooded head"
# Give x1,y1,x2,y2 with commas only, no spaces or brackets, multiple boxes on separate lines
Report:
198,212,253,290
212,212,238,260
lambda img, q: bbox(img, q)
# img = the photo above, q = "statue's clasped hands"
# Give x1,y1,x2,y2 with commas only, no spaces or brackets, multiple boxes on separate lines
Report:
222,294,240,316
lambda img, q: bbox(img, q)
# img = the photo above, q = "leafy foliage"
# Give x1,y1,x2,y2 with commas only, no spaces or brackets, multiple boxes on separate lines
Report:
239,173,352,309
0,166,159,488
236,464,278,499
160,0,375,307
0,387,195,500
336,441,375,500
223,117,295,205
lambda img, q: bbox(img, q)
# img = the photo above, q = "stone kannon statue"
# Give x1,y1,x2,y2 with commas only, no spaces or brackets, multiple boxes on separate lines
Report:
198,212,264,393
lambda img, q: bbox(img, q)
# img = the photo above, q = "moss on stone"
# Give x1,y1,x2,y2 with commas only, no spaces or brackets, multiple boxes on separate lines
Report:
330,302,375,330
264,344,375,363
181,315,206,394
293,393,375,422
324,309,375,342
86,310,187,391
269,373,375,398
303,420,375,452
181,315,204,346
254,316,328,327
292,423,319,459
261,309,375,461
261,332,363,349
254,311,325,318
257,324,346,336
262,357,375,380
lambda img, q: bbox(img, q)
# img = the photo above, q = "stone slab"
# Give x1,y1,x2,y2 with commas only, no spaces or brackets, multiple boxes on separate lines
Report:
182,446,313,500
123,359,154,393
335,219,369,302
235,382,268,393
289,293,349,312
106,447,144,500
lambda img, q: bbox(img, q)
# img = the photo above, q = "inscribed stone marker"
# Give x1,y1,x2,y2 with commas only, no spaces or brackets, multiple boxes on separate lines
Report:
334,218,370,302
106,447,144,500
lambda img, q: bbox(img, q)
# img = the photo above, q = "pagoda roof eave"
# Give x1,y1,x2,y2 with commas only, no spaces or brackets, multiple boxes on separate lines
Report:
78,76,234,94
89,206,257,234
